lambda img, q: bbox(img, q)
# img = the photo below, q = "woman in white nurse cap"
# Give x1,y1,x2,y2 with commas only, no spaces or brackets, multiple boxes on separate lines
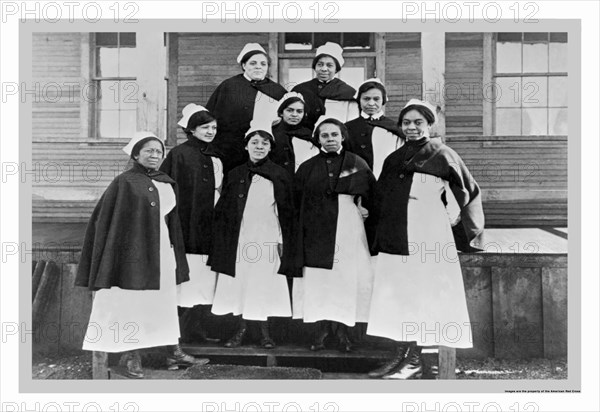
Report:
206,43,287,173
292,42,359,130
76,131,209,378
158,103,225,349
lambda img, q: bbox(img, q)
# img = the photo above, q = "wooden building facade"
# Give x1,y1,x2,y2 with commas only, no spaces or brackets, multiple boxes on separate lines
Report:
32,31,568,227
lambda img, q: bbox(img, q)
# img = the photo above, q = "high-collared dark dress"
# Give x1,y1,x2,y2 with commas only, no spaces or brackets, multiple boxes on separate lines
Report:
344,114,403,178
206,74,286,172
159,137,222,255
159,137,224,306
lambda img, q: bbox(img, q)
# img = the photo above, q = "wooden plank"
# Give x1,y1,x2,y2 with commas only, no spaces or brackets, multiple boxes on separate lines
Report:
32,260,60,325
32,260,47,301
92,351,109,379
542,267,568,358
60,263,93,352
492,267,544,359
375,33,386,83
167,33,179,146
32,260,62,355
438,346,456,379
457,267,494,359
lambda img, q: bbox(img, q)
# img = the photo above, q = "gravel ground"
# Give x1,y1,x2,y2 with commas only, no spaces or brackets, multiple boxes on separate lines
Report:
32,353,567,380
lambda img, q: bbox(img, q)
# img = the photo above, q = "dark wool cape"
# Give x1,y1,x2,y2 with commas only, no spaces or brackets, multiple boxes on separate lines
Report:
75,162,190,291
270,121,314,176
159,137,223,255
369,137,484,255
344,115,402,171
294,150,376,271
206,74,286,171
292,78,357,131
208,158,295,277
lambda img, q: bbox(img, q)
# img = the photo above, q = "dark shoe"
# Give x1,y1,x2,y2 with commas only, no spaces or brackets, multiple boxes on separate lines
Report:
335,323,353,353
224,328,247,348
119,351,144,379
261,337,276,349
259,321,275,349
310,321,330,351
368,342,411,378
166,344,209,371
383,344,423,380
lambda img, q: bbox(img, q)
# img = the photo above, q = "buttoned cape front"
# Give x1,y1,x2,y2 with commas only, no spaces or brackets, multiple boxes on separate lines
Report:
344,115,401,171
292,78,356,130
370,137,484,255
159,137,223,255
205,74,286,171
294,150,375,271
75,162,190,291
208,158,295,277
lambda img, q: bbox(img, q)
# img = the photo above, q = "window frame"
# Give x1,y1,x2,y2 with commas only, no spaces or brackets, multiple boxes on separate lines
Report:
90,32,138,139
278,32,375,58
491,32,568,136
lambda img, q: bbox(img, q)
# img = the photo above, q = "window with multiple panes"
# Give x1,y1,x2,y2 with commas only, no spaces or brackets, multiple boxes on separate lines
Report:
283,32,373,51
92,32,138,138
493,32,567,136
279,33,375,91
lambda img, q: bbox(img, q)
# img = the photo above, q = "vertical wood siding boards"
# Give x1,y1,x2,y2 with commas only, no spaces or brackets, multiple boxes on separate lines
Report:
444,33,484,137
492,266,545,359
60,263,93,352
175,33,270,142
457,266,495,359
32,260,62,355
32,33,82,141
542,267,568,358
385,33,422,121
167,33,179,146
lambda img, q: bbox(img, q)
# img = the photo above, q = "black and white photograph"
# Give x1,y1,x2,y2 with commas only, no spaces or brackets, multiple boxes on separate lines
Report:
1,1,598,411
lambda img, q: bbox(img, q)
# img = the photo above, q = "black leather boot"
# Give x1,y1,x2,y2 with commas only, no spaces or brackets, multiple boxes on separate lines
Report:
224,318,247,348
310,320,330,351
119,350,144,379
166,344,210,370
259,321,276,349
334,322,353,353
383,343,424,380
368,342,411,378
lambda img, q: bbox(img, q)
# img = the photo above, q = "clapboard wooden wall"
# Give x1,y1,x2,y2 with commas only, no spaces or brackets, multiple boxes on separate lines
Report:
445,32,484,136
384,32,422,121
447,135,568,227
32,33,84,140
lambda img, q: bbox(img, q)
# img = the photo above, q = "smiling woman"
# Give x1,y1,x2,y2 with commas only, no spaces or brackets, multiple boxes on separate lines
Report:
292,42,359,130
209,122,295,350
